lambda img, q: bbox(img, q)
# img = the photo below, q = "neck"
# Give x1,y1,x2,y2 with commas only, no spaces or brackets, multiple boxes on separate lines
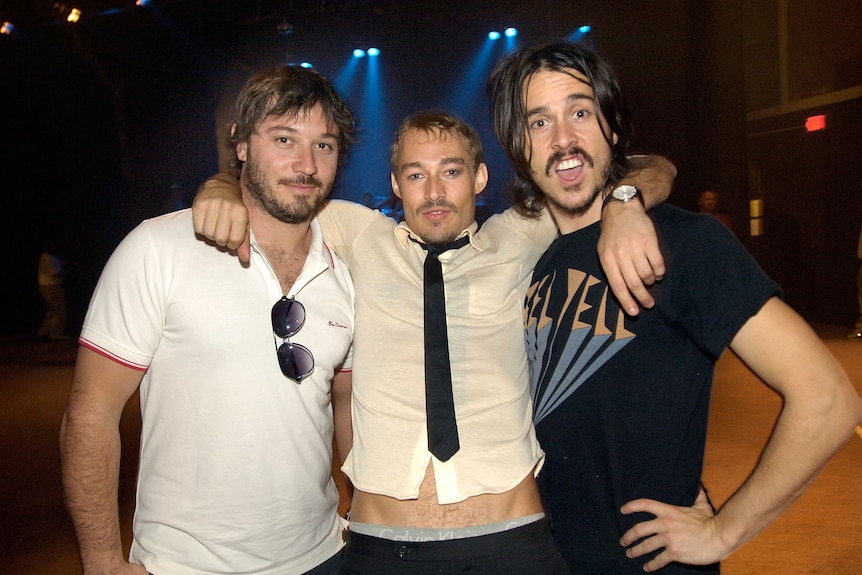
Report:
247,200,313,295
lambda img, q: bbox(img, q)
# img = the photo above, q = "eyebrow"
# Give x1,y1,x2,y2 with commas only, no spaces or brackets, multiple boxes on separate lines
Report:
264,125,339,141
526,93,593,117
399,156,467,173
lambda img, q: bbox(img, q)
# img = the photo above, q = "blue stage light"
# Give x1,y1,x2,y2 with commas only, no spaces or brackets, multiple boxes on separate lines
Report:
300,62,313,69
504,27,517,37
367,47,380,56
488,30,501,40
353,49,366,58
579,25,591,33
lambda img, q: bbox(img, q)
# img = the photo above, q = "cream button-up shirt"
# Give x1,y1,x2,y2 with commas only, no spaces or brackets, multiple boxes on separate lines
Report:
319,200,556,504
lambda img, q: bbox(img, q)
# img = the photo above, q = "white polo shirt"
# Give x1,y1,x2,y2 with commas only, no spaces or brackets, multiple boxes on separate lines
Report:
80,209,354,575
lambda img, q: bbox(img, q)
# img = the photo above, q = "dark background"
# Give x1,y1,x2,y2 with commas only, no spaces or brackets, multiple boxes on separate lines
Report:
2,0,860,335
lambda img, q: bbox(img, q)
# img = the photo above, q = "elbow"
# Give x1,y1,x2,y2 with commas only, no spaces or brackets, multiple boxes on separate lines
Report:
825,375,862,437
791,372,862,444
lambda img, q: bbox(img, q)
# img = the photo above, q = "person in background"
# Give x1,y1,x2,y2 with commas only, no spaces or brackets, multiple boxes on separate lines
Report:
60,65,355,575
36,238,70,340
192,110,676,573
487,40,862,574
698,189,735,233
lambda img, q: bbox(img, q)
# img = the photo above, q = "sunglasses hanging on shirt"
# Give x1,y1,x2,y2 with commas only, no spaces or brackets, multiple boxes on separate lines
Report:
271,296,315,382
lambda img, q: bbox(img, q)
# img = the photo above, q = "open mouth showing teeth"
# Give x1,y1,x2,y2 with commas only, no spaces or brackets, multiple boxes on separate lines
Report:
556,158,583,171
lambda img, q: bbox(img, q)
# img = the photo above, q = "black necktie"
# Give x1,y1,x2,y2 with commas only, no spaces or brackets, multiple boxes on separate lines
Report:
416,234,470,462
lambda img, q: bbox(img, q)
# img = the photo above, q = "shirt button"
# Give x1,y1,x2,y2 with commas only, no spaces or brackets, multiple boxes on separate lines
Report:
396,545,409,558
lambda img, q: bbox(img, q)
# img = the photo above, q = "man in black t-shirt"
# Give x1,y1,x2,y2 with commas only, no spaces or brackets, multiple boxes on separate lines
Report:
487,41,862,574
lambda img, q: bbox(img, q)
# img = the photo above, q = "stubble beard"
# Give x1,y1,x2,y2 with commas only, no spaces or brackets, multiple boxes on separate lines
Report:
412,197,462,246
542,147,612,217
546,183,602,216
243,154,332,224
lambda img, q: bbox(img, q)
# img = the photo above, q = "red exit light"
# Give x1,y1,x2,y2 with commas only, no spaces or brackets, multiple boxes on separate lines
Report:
805,115,826,132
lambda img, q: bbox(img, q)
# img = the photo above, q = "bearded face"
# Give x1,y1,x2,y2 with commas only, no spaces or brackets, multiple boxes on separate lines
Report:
237,105,340,224
243,149,332,224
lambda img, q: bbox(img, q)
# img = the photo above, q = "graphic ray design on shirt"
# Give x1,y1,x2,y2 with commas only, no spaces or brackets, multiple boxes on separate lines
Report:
525,268,635,424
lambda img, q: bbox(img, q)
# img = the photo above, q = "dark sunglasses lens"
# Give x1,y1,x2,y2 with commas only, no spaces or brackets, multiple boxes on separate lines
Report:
277,342,314,381
272,297,305,338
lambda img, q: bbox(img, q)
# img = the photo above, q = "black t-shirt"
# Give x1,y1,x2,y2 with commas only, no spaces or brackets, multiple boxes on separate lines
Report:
526,204,779,574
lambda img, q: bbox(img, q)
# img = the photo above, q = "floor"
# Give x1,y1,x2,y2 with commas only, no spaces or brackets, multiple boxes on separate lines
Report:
1,325,860,574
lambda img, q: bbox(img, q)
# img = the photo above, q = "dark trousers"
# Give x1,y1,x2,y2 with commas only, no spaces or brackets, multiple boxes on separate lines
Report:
339,518,571,574
304,549,344,575
148,549,342,575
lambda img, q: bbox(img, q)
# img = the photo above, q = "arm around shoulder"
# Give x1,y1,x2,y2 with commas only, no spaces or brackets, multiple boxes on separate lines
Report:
597,154,675,315
192,172,250,262
618,154,676,209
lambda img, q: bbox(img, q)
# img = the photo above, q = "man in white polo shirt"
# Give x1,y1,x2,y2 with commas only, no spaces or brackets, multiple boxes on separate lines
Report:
60,66,356,575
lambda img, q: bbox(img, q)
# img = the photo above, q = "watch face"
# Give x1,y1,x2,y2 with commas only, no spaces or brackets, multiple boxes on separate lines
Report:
614,185,638,201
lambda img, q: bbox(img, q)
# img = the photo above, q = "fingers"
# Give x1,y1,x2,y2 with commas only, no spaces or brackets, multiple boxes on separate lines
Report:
622,256,657,310
619,498,666,547
604,266,637,316
238,228,251,263
626,537,674,573
601,250,660,316
191,196,251,261
619,496,726,570
598,201,666,316
645,243,666,282
641,551,673,573
191,176,249,257
192,199,239,247
209,202,247,250
618,503,676,573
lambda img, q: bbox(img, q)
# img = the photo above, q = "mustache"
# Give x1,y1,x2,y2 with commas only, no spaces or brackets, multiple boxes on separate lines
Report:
545,146,594,177
416,197,458,214
277,175,324,188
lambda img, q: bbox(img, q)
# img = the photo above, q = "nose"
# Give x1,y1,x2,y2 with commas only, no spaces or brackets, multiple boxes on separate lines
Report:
552,121,579,151
425,175,444,201
292,146,318,176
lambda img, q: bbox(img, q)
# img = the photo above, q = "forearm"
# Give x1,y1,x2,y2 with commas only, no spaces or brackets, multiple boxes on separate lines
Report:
715,299,862,554
60,410,126,574
714,376,861,555
195,171,241,202
617,155,675,210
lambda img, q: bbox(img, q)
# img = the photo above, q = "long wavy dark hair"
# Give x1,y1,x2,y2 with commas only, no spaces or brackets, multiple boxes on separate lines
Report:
228,65,356,171
487,42,633,217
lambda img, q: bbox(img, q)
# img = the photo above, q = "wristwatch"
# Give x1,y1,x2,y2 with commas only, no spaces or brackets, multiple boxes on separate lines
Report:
602,184,644,209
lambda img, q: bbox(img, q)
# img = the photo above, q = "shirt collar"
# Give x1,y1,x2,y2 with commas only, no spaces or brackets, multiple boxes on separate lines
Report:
249,217,334,269
393,221,484,252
